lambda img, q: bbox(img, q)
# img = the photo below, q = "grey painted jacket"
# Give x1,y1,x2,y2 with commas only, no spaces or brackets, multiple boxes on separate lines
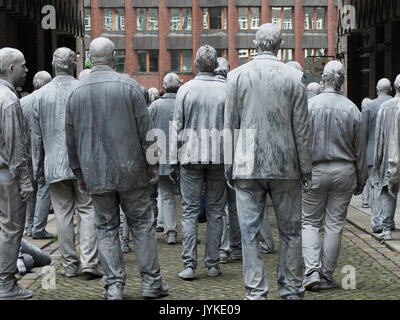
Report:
362,94,393,166
148,93,176,176
31,75,80,184
0,79,31,189
171,72,226,165
224,52,311,180
65,65,152,195
308,90,367,189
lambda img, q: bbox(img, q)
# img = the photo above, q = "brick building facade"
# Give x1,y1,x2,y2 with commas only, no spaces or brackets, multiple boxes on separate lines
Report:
84,0,338,90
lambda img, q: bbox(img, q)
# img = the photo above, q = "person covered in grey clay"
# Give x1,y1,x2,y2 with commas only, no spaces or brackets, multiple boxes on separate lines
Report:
170,45,227,280
31,48,102,281
225,23,312,300
0,47,34,300
361,97,372,208
306,82,322,99
302,60,367,291
78,68,91,81
16,238,51,276
21,71,54,240
148,73,180,245
286,60,304,83
65,37,169,300
374,75,400,241
362,78,393,233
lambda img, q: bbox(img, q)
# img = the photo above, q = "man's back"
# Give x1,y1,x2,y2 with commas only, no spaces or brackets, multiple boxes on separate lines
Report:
66,65,151,194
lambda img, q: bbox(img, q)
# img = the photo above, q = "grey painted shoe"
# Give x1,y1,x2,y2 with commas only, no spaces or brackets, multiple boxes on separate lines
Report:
62,269,78,278
166,232,177,245
143,282,170,299
103,283,124,300
219,253,229,264
303,271,320,291
207,266,221,277
0,284,33,300
378,230,392,241
318,277,339,290
178,268,195,280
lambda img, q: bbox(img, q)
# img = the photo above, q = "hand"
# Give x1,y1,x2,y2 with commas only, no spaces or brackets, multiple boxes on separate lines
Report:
301,173,312,193
17,258,27,275
169,165,179,185
148,167,159,185
77,179,87,194
37,176,45,186
20,185,34,202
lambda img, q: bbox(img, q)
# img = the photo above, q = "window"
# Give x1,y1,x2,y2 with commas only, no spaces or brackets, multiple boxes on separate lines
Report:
170,8,192,31
203,8,227,30
304,7,325,30
103,9,125,31
304,48,326,71
115,50,125,73
238,7,260,30
137,50,159,72
238,49,257,65
271,7,293,30
171,50,192,73
277,49,294,62
85,9,91,32
217,49,228,59
137,8,159,31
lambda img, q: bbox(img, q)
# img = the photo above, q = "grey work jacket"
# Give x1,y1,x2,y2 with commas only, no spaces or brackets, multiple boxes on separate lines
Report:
224,52,311,180
0,79,31,189
31,75,80,184
308,90,367,189
148,93,176,176
171,72,226,165
362,94,393,166
65,65,152,195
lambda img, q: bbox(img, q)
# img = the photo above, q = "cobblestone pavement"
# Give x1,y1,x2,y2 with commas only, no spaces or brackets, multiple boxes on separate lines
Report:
20,205,400,300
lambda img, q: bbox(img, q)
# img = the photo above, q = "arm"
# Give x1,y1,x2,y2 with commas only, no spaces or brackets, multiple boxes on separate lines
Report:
373,108,384,171
387,107,400,184
354,111,368,192
170,87,186,166
31,97,45,183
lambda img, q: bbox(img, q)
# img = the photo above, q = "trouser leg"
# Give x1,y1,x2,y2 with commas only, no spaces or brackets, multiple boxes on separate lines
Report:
258,207,276,253
226,186,241,256
91,192,125,286
120,188,163,293
32,183,51,235
269,179,304,298
0,175,26,292
381,184,398,232
73,181,99,272
219,203,230,256
235,179,268,300
49,181,79,273
20,238,51,268
119,208,130,246
180,165,204,270
369,167,383,231
25,180,37,234
149,184,160,226
159,176,177,235
362,179,370,206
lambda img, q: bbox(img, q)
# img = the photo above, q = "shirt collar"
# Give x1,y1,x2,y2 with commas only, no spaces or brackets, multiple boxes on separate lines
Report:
162,93,176,99
322,88,344,95
254,52,279,61
0,78,18,97
91,65,114,73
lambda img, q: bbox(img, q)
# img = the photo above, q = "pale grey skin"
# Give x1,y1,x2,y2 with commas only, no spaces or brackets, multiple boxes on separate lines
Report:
362,78,393,231
0,48,33,297
306,82,322,99
65,37,168,299
374,75,400,235
78,69,91,81
302,60,368,285
225,23,311,300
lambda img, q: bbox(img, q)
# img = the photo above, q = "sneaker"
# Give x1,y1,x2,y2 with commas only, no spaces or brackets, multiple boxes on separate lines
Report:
32,230,55,240
166,232,177,245
155,226,164,233
372,227,383,234
178,268,195,280
282,294,303,300
0,284,33,300
24,229,32,237
82,269,103,280
303,271,320,291
318,277,339,290
143,282,170,299
103,282,124,300
378,230,392,241
121,243,132,253
361,203,370,208
62,269,78,278
230,253,242,261
207,266,221,277
219,253,229,264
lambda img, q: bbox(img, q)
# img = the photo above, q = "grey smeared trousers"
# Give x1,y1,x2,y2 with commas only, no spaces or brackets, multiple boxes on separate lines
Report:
381,184,398,232
302,162,356,281
362,179,370,206
32,184,51,236
369,166,383,231
0,171,26,292
180,164,226,270
234,179,304,300
158,176,177,235
91,187,164,293
49,180,99,274
119,208,130,245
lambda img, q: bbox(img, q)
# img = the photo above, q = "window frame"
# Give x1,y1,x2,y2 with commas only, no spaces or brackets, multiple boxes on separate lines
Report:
238,49,257,65
103,8,125,32
85,8,91,32
238,7,260,31
114,50,125,73
277,49,294,63
203,7,227,30
170,8,192,31
271,7,293,30
137,8,159,32
304,48,327,71
171,50,192,73
137,50,159,73
304,7,326,31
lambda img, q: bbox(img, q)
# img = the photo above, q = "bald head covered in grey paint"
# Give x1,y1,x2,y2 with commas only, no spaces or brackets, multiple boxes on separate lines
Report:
307,82,322,97
254,23,282,55
53,47,76,76
361,97,371,110
214,57,230,79
33,71,52,90
89,37,116,68
78,69,91,81
0,47,28,88
195,45,218,73
322,60,345,91
394,74,400,94
148,87,160,104
376,78,392,96
163,73,180,93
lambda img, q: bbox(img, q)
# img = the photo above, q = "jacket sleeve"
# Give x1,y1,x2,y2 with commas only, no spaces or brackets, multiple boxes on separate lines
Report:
291,82,312,177
170,87,186,165
387,107,400,184
2,101,31,190
65,92,83,180
354,110,368,188
373,108,384,171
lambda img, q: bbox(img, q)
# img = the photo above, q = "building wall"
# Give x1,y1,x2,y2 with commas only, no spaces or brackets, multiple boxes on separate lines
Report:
85,0,338,90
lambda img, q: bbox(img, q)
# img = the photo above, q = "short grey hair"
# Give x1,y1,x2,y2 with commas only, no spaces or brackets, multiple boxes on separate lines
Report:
377,78,392,93
33,71,52,90
0,47,24,75
163,73,180,92
254,23,282,53
361,97,371,109
307,82,322,95
148,87,160,104
78,69,91,81
322,60,345,90
53,47,76,74
214,57,230,79
89,37,115,65
394,74,400,91
195,45,218,73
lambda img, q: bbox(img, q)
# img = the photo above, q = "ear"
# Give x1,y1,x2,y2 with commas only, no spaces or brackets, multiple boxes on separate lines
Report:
9,64,14,72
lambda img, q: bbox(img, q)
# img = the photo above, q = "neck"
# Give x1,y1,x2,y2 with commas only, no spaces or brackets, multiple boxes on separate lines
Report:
324,83,341,92
55,71,72,77
0,75,14,86
378,91,389,96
